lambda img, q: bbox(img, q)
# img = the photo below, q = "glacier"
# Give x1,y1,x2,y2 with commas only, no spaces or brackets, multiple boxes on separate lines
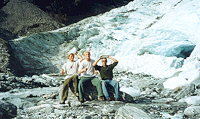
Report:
9,0,200,89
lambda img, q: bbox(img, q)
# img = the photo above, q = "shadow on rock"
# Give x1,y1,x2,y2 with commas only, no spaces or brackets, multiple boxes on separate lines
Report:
84,81,134,102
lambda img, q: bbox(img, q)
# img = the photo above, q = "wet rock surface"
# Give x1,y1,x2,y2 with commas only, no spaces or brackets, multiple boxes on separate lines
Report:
1,72,200,118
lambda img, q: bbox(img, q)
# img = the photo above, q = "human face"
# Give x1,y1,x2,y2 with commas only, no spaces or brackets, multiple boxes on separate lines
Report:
68,54,74,62
84,52,90,61
102,58,107,66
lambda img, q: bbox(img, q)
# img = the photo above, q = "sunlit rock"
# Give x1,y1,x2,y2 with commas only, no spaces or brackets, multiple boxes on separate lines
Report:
115,105,152,119
174,84,195,100
184,106,200,116
179,96,200,105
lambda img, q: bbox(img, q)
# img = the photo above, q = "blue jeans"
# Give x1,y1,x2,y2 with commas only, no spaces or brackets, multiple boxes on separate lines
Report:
102,79,119,99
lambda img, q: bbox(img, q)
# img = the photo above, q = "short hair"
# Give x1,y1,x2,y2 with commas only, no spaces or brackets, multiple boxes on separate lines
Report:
102,58,107,62
68,53,74,59
84,51,90,55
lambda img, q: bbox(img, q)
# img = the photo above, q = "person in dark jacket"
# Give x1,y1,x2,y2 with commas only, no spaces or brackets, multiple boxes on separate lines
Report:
93,55,119,101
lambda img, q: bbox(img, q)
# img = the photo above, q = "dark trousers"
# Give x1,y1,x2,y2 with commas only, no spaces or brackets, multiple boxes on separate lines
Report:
78,77,103,100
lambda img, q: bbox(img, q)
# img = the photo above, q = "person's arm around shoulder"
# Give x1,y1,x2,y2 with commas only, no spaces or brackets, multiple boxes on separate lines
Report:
93,55,102,67
108,55,118,62
75,52,84,62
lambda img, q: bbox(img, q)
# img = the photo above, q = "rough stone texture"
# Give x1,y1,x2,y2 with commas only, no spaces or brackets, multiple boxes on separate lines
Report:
0,0,64,37
0,73,63,92
0,38,10,74
16,98,126,119
184,106,200,116
174,84,195,100
115,105,152,119
0,100,17,119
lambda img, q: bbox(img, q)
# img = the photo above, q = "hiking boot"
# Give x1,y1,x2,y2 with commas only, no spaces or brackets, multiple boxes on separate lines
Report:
107,97,111,101
59,100,65,104
99,96,103,101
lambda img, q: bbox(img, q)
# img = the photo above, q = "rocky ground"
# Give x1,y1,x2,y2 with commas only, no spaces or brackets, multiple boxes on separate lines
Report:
1,0,200,118
1,72,200,119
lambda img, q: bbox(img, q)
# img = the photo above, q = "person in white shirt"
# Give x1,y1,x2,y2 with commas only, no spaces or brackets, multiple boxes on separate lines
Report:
78,51,104,103
60,52,83,104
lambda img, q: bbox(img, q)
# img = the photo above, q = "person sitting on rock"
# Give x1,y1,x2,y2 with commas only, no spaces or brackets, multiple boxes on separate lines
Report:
60,52,83,104
78,51,104,103
93,55,119,101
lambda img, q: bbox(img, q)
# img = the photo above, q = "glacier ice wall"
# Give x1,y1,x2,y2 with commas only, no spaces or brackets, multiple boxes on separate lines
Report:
9,0,200,78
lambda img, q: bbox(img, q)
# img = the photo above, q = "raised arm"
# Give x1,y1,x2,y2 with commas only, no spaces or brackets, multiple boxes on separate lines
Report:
93,55,102,66
75,52,83,62
108,55,118,62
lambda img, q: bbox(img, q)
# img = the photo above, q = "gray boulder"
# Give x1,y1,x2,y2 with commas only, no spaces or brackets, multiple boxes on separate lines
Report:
115,105,152,119
58,80,133,102
184,105,200,116
0,100,17,119
174,84,195,100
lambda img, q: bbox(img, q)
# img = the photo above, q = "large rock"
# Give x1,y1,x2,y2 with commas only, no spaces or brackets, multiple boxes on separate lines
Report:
115,105,152,119
58,80,133,102
0,0,64,37
184,105,200,116
174,84,195,100
0,100,17,119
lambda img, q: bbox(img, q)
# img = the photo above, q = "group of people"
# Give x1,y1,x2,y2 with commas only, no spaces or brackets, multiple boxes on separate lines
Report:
60,51,119,104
